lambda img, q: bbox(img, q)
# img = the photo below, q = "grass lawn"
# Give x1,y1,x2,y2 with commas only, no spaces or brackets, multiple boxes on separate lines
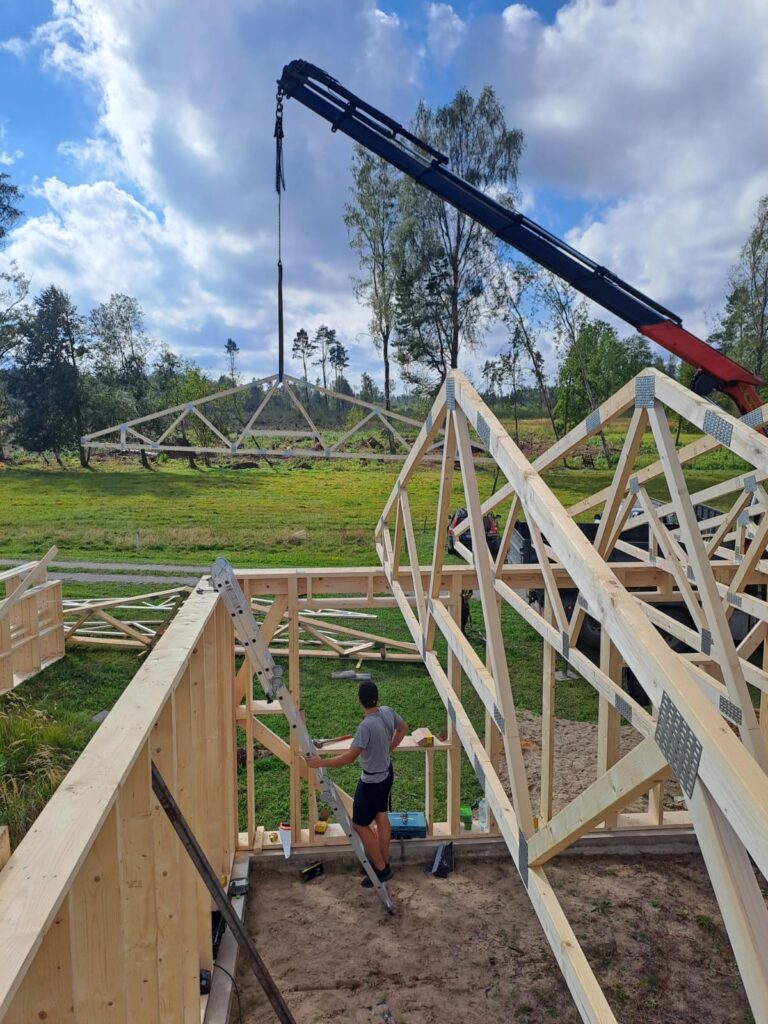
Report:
0,648,140,846
0,416,748,568
0,415,749,842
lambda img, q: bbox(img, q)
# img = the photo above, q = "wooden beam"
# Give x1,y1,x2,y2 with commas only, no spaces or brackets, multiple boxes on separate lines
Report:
445,371,768,882
647,404,767,765
528,738,671,867
453,408,534,836
597,633,622,829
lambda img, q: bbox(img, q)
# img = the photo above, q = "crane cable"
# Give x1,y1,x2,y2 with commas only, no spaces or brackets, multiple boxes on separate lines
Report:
275,87,286,382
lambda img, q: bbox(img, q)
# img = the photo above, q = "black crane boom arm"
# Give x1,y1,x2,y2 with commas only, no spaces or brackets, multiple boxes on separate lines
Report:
277,58,763,415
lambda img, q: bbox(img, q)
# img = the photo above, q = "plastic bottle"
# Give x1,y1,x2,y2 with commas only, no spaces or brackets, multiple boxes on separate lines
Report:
478,798,488,831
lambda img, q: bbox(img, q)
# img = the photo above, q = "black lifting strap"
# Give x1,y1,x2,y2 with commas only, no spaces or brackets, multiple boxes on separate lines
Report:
275,88,286,382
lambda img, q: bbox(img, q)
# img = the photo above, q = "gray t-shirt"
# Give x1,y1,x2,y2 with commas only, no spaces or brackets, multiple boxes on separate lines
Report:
352,706,404,783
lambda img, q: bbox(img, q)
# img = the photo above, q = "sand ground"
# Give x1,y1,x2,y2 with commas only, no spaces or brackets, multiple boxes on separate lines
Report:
236,852,757,1024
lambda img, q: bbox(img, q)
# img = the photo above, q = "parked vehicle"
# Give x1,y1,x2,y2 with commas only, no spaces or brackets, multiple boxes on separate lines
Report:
447,508,500,558
508,504,753,706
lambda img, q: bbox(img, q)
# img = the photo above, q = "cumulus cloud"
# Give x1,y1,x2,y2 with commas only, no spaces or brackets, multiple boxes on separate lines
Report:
0,126,23,166
452,0,768,336
427,3,466,65
0,37,27,58
3,0,422,380
5,0,768,384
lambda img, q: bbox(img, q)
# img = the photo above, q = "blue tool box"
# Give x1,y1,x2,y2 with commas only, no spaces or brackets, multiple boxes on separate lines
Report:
388,811,427,839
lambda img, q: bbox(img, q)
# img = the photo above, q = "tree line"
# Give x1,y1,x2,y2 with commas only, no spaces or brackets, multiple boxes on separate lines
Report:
2,93,768,466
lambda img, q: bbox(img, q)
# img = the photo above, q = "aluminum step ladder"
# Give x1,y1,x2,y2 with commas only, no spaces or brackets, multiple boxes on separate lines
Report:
210,558,394,913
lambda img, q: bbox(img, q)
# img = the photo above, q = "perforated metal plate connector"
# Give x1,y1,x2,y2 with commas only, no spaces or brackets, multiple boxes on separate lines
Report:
586,409,601,432
493,705,505,732
518,831,529,889
445,377,455,410
475,412,491,449
561,631,570,659
700,628,712,656
473,755,486,790
635,376,655,408
719,695,743,726
727,591,742,608
655,692,702,799
703,409,733,447
615,693,633,724
740,408,763,428
629,477,639,495
743,474,757,493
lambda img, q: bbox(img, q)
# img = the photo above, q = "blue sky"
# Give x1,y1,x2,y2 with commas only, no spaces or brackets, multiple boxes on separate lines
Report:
1,0,767,388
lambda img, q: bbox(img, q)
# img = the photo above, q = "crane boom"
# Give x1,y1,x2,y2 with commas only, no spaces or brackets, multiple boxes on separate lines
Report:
277,59,763,416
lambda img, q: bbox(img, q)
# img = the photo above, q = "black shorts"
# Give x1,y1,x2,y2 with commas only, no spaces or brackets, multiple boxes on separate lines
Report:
352,764,394,826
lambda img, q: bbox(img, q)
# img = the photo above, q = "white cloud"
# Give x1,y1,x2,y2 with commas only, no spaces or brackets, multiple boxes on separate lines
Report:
427,3,466,65
0,126,23,166
7,0,768,388
451,0,768,335
0,37,27,58
5,0,424,382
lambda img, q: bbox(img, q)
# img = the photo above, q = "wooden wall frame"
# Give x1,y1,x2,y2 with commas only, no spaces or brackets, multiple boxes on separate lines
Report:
0,549,64,693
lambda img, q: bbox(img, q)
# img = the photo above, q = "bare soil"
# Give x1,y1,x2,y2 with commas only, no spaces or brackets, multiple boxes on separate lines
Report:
511,709,685,816
237,853,757,1024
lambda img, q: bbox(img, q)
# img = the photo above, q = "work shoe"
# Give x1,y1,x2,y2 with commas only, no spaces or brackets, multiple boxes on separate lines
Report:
361,864,392,888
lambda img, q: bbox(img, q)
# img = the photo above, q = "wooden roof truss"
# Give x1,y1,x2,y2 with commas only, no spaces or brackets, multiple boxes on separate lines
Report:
376,367,768,1023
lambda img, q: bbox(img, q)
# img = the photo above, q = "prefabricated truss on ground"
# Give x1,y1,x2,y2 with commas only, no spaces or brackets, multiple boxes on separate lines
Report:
63,586,191,651
2,368,768,1022
81,371,460,463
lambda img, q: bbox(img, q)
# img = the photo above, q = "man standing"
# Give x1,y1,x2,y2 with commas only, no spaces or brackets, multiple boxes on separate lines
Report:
306,680,408,886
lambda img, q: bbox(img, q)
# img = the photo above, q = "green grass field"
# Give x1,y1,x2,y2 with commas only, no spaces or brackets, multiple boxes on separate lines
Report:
0,416,749,840
0,413,748,567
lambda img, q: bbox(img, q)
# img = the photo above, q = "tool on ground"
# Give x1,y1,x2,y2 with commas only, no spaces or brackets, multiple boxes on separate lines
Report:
301,861,324,883
331,670,372,681
211,558,394,914
429,841,454,878
228,877,250,898
151,761,296,1024
278,822,292,859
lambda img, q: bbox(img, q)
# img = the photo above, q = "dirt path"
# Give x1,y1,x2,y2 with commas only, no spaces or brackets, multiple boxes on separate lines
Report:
238,855,755,1024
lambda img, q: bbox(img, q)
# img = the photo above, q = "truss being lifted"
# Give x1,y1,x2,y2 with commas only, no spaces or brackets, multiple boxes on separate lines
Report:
81,372,454,463
377,367,768,1023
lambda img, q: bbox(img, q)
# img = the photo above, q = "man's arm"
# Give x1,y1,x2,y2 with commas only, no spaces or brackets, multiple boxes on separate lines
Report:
305,746,362,770
390,720,409,753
